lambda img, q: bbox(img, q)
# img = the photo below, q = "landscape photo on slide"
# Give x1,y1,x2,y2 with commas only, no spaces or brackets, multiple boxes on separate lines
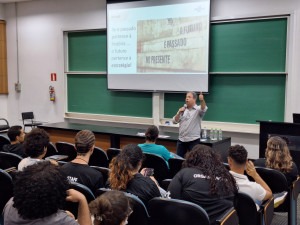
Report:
137,16,208,73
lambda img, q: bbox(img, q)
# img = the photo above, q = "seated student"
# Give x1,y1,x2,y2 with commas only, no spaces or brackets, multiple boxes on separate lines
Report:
228,145,272,208
168,144,237,225
3,161,92,225
108,144,161,206
138,125,182,163
2,125,26,157
254,136,298,186
89,191,132,225
61,130,104,194
18,128,55,171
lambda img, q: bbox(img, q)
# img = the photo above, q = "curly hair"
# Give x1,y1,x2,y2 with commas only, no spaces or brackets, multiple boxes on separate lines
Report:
145,125,159,142
7,125,23,142
89,191,131,225
228,145,248,165
265,136,293,173
183,144,238,196
13,161,69,219
109,144,144,190
23,128,49,158
75,130,95,155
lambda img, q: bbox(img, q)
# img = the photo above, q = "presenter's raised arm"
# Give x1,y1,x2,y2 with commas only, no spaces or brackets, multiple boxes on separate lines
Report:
199,92,206,110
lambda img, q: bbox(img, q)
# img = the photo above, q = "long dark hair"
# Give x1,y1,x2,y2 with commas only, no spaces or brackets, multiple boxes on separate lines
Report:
109,144,144,190
183,144,238,196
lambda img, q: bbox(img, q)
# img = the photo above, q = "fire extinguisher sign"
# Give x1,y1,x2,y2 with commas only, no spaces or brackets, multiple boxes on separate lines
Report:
51,73,57,81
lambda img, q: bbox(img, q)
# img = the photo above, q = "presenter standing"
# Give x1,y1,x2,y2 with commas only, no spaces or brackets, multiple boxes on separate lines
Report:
172,92,207,157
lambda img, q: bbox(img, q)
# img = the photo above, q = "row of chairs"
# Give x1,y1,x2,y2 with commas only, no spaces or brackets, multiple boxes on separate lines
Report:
72,185,239,225
0,169,238,225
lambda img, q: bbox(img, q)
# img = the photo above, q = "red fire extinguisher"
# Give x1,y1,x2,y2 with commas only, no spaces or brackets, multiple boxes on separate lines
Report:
49,86,55,102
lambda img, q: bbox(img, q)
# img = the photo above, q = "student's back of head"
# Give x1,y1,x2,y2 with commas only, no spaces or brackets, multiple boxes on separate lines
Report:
109,144,144,190
89,191,131,225
12,161,69,219
145,125,159,142
75,129,95,155
23,128,49,158
228,144,248,167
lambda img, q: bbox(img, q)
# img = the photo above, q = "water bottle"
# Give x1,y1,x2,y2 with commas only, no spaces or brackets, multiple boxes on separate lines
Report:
214,129,218,140
202,127,207,139
218,129,222,140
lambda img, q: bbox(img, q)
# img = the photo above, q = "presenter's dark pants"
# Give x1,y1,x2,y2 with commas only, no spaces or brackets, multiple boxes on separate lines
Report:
176,139,200,158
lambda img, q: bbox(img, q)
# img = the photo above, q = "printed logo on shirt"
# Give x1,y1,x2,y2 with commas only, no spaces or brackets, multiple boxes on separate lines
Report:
67,176,78,182
193,174,221,180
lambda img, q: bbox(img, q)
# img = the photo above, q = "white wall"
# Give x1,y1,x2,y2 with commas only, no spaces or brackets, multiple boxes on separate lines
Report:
0,3,8,119
2,0,300,158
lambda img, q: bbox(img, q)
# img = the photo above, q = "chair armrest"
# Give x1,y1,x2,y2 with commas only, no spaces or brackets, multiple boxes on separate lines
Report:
261,197,274,225
292,177,300,200
215,207,239,225
0,118,9,125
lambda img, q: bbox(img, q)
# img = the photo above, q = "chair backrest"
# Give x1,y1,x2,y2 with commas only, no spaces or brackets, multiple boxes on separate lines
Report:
55,142,77,162
95,188,150,225
148,197,210,225
90,166,110,185
43,142,58,159
64,182,95,218
142,152,170,184
0,135,10,151
21,112,34,120
255,167,288,193
0,152,23,170
106,148,121,163
236,192,259,225
124,192,150,225
0,118,10,132
0,169,13,213
168,158,184,178
89,147,109,168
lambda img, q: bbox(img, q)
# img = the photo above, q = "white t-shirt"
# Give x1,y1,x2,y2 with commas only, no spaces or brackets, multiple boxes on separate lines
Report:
18,157,42,171
230,170,266,207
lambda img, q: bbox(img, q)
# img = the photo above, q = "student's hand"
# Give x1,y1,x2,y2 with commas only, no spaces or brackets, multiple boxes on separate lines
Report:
199,92,204,101
140,168,147,176
245,160,257,178
49,159,59,166
65,210,75,219
66,189,86,203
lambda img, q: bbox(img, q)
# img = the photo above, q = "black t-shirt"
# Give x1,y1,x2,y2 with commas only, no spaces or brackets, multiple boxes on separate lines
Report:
254,158,298,186
61,162,104,194
107,173,161,206
168,167,235,225
2,143,26,158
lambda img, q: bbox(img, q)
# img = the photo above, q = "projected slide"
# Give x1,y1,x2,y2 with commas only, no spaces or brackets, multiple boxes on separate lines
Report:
107,0,210,92
137,17,208,73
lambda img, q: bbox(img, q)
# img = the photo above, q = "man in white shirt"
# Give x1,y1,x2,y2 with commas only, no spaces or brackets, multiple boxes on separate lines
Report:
228,145,272,206
172,92,207,157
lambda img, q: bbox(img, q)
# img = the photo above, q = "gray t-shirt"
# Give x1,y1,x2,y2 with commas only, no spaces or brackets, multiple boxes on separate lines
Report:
3,198,79,225
173,105,207,142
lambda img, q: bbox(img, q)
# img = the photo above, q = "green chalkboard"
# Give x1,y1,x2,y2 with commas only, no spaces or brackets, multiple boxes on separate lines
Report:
164,18,287,123
68,31,107,71
67,18,287,123
164,74,286,123
67,74,152,117
210,18,287,72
